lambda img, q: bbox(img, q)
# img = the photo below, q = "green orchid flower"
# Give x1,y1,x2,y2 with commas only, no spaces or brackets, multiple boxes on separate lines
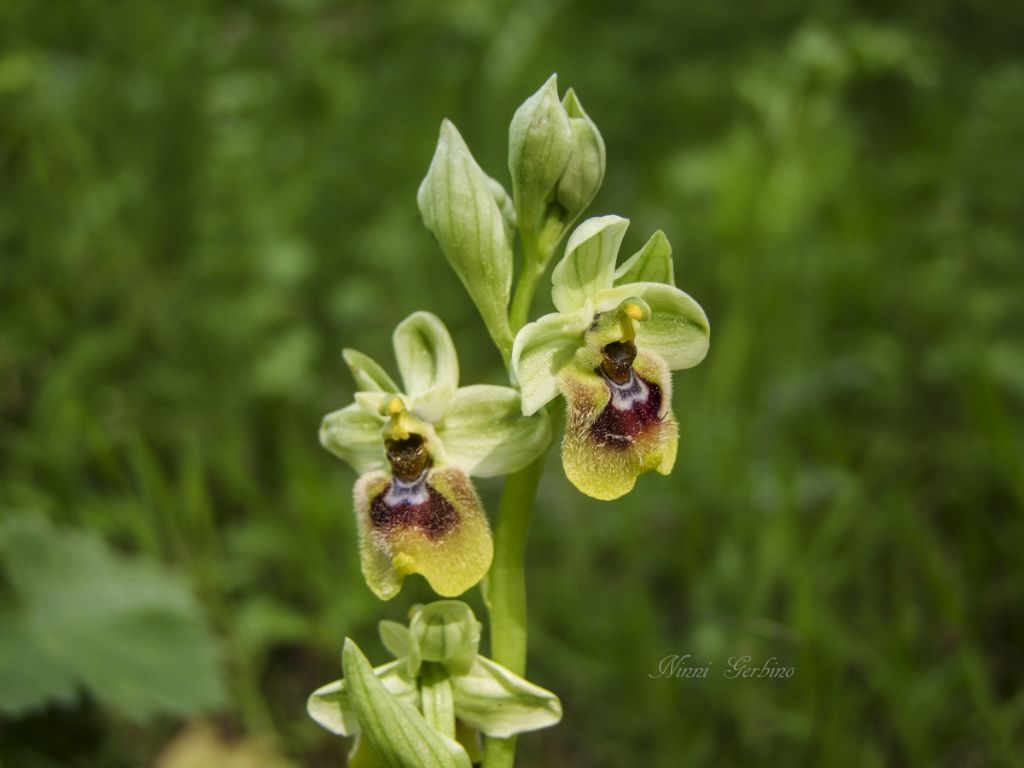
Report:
308,601,562,768
321,312,550,600
510,215,710,500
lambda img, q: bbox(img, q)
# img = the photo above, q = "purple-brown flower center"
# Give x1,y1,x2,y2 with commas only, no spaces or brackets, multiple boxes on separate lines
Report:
372,433,457,539
590,342,663,448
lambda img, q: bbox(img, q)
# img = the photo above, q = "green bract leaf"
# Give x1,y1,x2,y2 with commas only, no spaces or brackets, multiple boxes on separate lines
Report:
451,657,562,739
551,215,629,313
0,515,224,719
417,122,514,357
508,74,573,242
393,312,459,400
596,282,711,370
306,659,418,737
409,601,481,677
613,230,674,286
320,404,386,474
342,638,471,768
436,385,551,477
343,348,400,393
555,88,606,223
510,311,584,416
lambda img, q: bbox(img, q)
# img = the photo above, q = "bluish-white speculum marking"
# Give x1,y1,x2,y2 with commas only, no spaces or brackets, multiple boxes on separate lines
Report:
606,370,650,411
384,470,430,507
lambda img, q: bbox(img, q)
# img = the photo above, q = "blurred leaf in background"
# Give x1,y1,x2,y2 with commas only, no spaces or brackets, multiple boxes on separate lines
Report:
0,515,224,719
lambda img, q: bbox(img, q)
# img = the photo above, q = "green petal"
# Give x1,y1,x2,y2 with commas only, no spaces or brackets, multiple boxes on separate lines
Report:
613,230,674,286
510,311,586,416
451,657,563,738
393,311,459,399
306,659,417,737
435,385,551,477
354,469,492,600
595,282,710,371
342,639,471,768
343,348,400,393
559,353,678,500
320,404,386,474
551,215,629,313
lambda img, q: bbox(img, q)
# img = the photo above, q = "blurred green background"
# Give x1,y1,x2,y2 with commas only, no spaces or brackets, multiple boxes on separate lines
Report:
2,0,1023,766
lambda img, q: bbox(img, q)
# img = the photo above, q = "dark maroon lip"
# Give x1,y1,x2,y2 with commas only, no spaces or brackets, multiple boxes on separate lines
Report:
370,473,458,540
588,371,663,449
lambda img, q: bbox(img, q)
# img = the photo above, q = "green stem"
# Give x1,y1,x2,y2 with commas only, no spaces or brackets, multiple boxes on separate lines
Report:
482,453,546,768
482,227,562,768
508,258,544,333
508,223,562,332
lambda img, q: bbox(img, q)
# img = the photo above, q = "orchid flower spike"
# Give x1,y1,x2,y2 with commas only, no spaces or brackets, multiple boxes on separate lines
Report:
511,216,709,500
321,312,550,599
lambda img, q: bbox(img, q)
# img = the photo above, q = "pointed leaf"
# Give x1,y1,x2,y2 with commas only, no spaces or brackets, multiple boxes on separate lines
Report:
417,122,514,356
342,639,471,768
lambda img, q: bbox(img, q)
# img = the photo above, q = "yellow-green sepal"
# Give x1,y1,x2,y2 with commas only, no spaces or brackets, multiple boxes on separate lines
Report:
320,404,387,474
435,385,551,476
450,657,563,738
510,310,586,416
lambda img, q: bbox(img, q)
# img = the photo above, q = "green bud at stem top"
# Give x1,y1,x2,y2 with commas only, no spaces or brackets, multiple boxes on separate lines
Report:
508,75,606,269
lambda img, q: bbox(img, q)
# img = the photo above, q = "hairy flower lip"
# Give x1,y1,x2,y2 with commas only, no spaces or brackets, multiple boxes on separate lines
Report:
371,471,459,542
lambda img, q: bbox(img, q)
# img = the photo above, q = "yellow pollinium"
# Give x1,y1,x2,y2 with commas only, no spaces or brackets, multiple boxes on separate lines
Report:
615,298,650,342
378,396,420,441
